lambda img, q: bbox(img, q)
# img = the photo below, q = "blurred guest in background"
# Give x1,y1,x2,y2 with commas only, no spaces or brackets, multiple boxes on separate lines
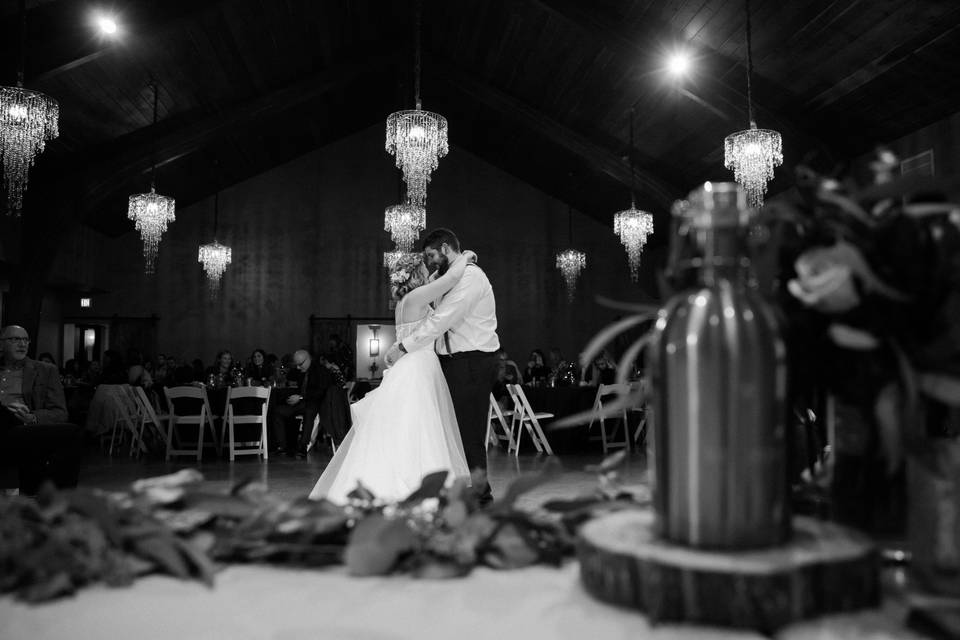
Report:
524,349,549,385
37,352,57,368
205,350,234,388
126,348,153,388
245,348,274,385
581,349,617,386
492,349,523,412
324,334,354,381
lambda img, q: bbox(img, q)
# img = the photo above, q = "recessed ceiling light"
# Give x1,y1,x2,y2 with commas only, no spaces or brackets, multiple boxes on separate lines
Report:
666,51,692,77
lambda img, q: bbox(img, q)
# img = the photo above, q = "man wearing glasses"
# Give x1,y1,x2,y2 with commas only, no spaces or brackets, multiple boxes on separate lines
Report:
269,349,336,457
0,325,81,496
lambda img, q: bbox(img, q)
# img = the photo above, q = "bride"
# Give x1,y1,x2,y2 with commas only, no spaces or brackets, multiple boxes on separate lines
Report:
309,251,476,503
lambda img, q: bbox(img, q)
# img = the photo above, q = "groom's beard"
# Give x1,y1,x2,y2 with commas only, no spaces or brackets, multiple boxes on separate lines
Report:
436,255,450,276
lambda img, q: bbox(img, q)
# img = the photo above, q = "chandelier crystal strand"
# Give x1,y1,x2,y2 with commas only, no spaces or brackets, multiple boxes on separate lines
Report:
198,240,232,297
1,1,60,215
383,202,426,252
556,249,586,302
723,0,782,207
128,188,175,274
614,205,655,281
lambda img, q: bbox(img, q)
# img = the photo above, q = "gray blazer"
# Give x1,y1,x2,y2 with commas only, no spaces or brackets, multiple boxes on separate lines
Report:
22,358,69,424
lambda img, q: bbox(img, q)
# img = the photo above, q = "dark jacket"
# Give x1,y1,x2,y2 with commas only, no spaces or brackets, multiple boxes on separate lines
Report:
20,358,69,424
301,360,336,406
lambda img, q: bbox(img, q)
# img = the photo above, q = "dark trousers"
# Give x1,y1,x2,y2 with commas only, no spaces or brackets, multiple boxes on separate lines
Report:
0,423,83,495
440,351,499,504
269,401,319,451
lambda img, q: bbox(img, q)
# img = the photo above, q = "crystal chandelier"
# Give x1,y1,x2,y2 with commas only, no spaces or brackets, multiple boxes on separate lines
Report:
199,241,232,297
556,249,586,302
555,206,586,302
198,190,231,297
384,202,425,252
127,84,175,274
614,204,654,282
128,188,175,274
614,110,654,282
723,0,782,208
1,4,60,215
385,0,447,207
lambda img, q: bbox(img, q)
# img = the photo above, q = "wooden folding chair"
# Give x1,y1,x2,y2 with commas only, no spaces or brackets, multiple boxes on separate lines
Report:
485,393,516,451
588,383,631,454
163,385,219,461
222,386,271,461
506,384,554,455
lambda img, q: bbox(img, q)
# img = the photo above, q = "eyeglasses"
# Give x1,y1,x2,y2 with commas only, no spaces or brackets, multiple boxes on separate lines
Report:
293,359,307,367
3,337,29,344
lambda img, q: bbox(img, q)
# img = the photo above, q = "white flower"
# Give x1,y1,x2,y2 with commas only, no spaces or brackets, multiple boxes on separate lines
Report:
390,270,409,285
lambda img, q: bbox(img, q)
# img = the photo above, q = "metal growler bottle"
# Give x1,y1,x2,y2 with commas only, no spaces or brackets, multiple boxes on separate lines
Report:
648,182,788,549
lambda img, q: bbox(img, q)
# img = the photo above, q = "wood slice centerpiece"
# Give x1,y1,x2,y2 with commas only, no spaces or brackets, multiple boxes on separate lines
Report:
577,509,880,634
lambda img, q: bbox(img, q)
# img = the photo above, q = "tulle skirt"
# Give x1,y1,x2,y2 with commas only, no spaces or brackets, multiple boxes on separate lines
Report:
309,349,470,503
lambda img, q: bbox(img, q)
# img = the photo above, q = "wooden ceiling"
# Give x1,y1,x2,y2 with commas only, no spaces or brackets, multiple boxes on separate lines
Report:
5,0,960,243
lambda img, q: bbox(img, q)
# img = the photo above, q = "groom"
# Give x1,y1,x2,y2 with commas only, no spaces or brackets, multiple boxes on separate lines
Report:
385,228,500,505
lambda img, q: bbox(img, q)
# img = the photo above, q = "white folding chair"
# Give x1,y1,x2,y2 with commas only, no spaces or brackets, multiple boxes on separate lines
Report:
108,385,145,457
131,386,169,456
630,380,649,449
485,393,516,451
222,386,271,461
304,414,338,455
163,386,219,461
588,383,631,454
506,384,554,455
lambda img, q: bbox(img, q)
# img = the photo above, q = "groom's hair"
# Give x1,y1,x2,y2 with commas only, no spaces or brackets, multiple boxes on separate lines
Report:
421,228,460,252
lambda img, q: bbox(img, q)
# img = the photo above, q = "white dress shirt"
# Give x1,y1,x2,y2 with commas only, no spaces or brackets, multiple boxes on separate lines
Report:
401,264,500,355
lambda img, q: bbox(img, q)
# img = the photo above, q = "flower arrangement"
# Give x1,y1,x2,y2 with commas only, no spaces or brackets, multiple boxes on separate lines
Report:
0,455,644,602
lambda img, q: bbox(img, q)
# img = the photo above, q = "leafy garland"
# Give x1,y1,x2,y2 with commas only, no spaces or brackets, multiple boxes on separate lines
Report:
0,453,644,603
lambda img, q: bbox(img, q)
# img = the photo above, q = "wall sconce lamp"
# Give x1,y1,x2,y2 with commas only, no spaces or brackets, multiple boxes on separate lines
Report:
80,297,91,308
368,325,381,357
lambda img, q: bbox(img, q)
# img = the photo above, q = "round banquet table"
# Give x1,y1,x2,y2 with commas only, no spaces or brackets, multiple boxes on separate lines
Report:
0,562,921,640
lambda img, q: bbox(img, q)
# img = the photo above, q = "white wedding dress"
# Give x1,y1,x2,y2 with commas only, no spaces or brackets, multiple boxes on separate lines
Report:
309,298,470,503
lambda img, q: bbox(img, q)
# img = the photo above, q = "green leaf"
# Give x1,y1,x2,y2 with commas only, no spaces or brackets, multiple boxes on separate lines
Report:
400,470,449,506
346,483,376,502
488,462,563,513
344,514,417,576
483,523,539,569
584,450,628,474
173,537,216,587
442,500,469,528
132,535,191,579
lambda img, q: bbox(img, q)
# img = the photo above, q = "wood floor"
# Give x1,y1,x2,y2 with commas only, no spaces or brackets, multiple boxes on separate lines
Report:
79,442,650,509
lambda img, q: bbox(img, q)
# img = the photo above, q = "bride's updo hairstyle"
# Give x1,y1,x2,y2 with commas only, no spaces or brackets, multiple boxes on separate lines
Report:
389,253,427,301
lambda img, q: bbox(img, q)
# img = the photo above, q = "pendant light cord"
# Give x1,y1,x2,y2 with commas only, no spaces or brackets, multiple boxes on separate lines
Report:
16,0,26,87
628,107,637,208
744,0,755,127
414,0,422,109
149,83,159,189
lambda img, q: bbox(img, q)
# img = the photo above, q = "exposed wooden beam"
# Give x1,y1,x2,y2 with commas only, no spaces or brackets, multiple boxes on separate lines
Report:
426,57,679,210
77,55,396,215
804,7,960,110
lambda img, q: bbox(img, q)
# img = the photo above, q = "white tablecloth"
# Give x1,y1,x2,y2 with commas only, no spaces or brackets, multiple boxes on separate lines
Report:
0,562,920,640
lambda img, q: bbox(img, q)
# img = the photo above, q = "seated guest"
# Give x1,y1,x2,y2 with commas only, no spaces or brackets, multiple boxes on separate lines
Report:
0,325,82,496
581,349,617,386
492,350,523,412
152,353,169,387
205,350,235,388
126,348,153,388
547,347,576,386
245,348,274,385
324,334,354,381
270,349,336,456
81,359,102,386
524,349,549,386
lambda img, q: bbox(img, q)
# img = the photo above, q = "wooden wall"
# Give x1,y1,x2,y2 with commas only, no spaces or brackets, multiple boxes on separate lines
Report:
51,124,663,367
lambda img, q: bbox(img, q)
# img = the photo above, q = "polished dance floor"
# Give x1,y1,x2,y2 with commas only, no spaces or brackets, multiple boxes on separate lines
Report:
79,442,650,509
